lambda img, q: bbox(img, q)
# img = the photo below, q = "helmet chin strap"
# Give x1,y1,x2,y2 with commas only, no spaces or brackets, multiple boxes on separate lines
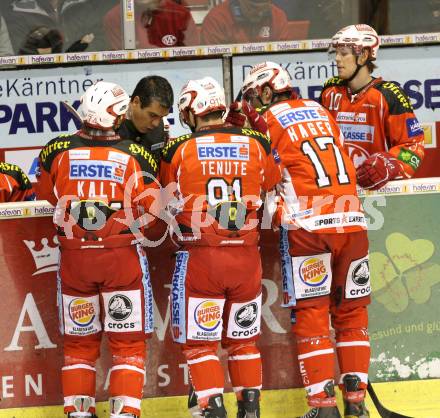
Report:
347,56,366,82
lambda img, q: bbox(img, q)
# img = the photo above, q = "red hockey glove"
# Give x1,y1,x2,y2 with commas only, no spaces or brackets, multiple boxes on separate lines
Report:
241,100,268,133
356,152,402,190
225,100,268,133
225,101,247,127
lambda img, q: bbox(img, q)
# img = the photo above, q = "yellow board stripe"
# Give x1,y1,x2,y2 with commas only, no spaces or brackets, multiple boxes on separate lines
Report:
0,379,438,418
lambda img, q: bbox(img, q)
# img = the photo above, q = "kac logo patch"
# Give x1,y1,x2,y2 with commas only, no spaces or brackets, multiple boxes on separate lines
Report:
406,118,423,138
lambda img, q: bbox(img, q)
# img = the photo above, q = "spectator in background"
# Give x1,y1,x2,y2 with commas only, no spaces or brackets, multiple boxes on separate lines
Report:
18,26,95,55
0,162,35,202
104,0,200,49
1,0,116,55
0,14,13,56
200,0,289,45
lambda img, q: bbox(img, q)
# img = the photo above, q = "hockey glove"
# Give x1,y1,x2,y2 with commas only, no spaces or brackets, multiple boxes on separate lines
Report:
356,152,402,190
225,100,268,133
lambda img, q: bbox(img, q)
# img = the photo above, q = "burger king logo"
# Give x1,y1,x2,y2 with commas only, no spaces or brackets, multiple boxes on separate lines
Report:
69,298,96,327
299,257,328,286
194,300,222,331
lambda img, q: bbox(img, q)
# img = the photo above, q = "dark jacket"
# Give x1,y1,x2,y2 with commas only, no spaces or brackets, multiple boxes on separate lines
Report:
117,118,167,160
2,0,117,54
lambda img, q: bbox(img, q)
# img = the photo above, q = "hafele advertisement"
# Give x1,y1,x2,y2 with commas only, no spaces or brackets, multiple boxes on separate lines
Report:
0,218,295,408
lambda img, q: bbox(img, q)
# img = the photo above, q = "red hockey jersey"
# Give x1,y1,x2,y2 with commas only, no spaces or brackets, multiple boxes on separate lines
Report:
263,98,365,234
0,162,35,202
320,77,424,177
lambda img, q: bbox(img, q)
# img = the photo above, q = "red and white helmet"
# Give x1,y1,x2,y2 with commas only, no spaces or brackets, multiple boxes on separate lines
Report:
330,24,380,60
79,81,130,130
178,77,226,125
241,61,292,100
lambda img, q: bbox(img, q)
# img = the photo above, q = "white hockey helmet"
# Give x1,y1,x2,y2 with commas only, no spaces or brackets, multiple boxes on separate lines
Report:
79,81,130,130
178,76,226,125
330,24,380,60
241,61,292,100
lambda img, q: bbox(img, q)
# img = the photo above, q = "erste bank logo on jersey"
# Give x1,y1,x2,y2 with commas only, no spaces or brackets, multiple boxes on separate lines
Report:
69,160,127,183
276,106,329,128
197,143,249,161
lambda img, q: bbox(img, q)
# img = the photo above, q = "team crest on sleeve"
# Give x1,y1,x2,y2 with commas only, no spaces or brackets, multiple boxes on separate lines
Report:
406,118,423,138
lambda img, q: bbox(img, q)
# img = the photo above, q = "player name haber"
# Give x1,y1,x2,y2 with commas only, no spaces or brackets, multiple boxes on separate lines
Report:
287,121,334,142
201,161,247,176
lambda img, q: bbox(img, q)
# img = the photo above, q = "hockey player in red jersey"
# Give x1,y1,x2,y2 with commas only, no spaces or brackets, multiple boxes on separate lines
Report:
320,24,424,190
0,162,35,202
161,76,280,418
37,80,170,418
240,62,371,418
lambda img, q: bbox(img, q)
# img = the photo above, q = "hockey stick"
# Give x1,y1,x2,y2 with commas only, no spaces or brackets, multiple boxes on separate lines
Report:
367,380,413,418
61,100,83,124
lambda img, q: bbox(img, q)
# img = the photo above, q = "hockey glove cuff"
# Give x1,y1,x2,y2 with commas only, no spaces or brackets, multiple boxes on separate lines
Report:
356,152,402,190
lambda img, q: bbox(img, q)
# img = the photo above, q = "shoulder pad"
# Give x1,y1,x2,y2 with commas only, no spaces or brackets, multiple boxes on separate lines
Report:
323,76,345,88
0,162,32,190
39,134,79,171
161,133,192,163
374,81,414,114
125,142,159,176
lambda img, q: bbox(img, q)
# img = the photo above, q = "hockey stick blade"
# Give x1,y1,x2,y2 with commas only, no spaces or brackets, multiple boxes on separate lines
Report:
61,101,83,124
367,381,413,418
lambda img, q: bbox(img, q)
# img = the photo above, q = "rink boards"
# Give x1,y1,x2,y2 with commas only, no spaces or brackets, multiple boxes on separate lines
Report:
0,178,439,417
